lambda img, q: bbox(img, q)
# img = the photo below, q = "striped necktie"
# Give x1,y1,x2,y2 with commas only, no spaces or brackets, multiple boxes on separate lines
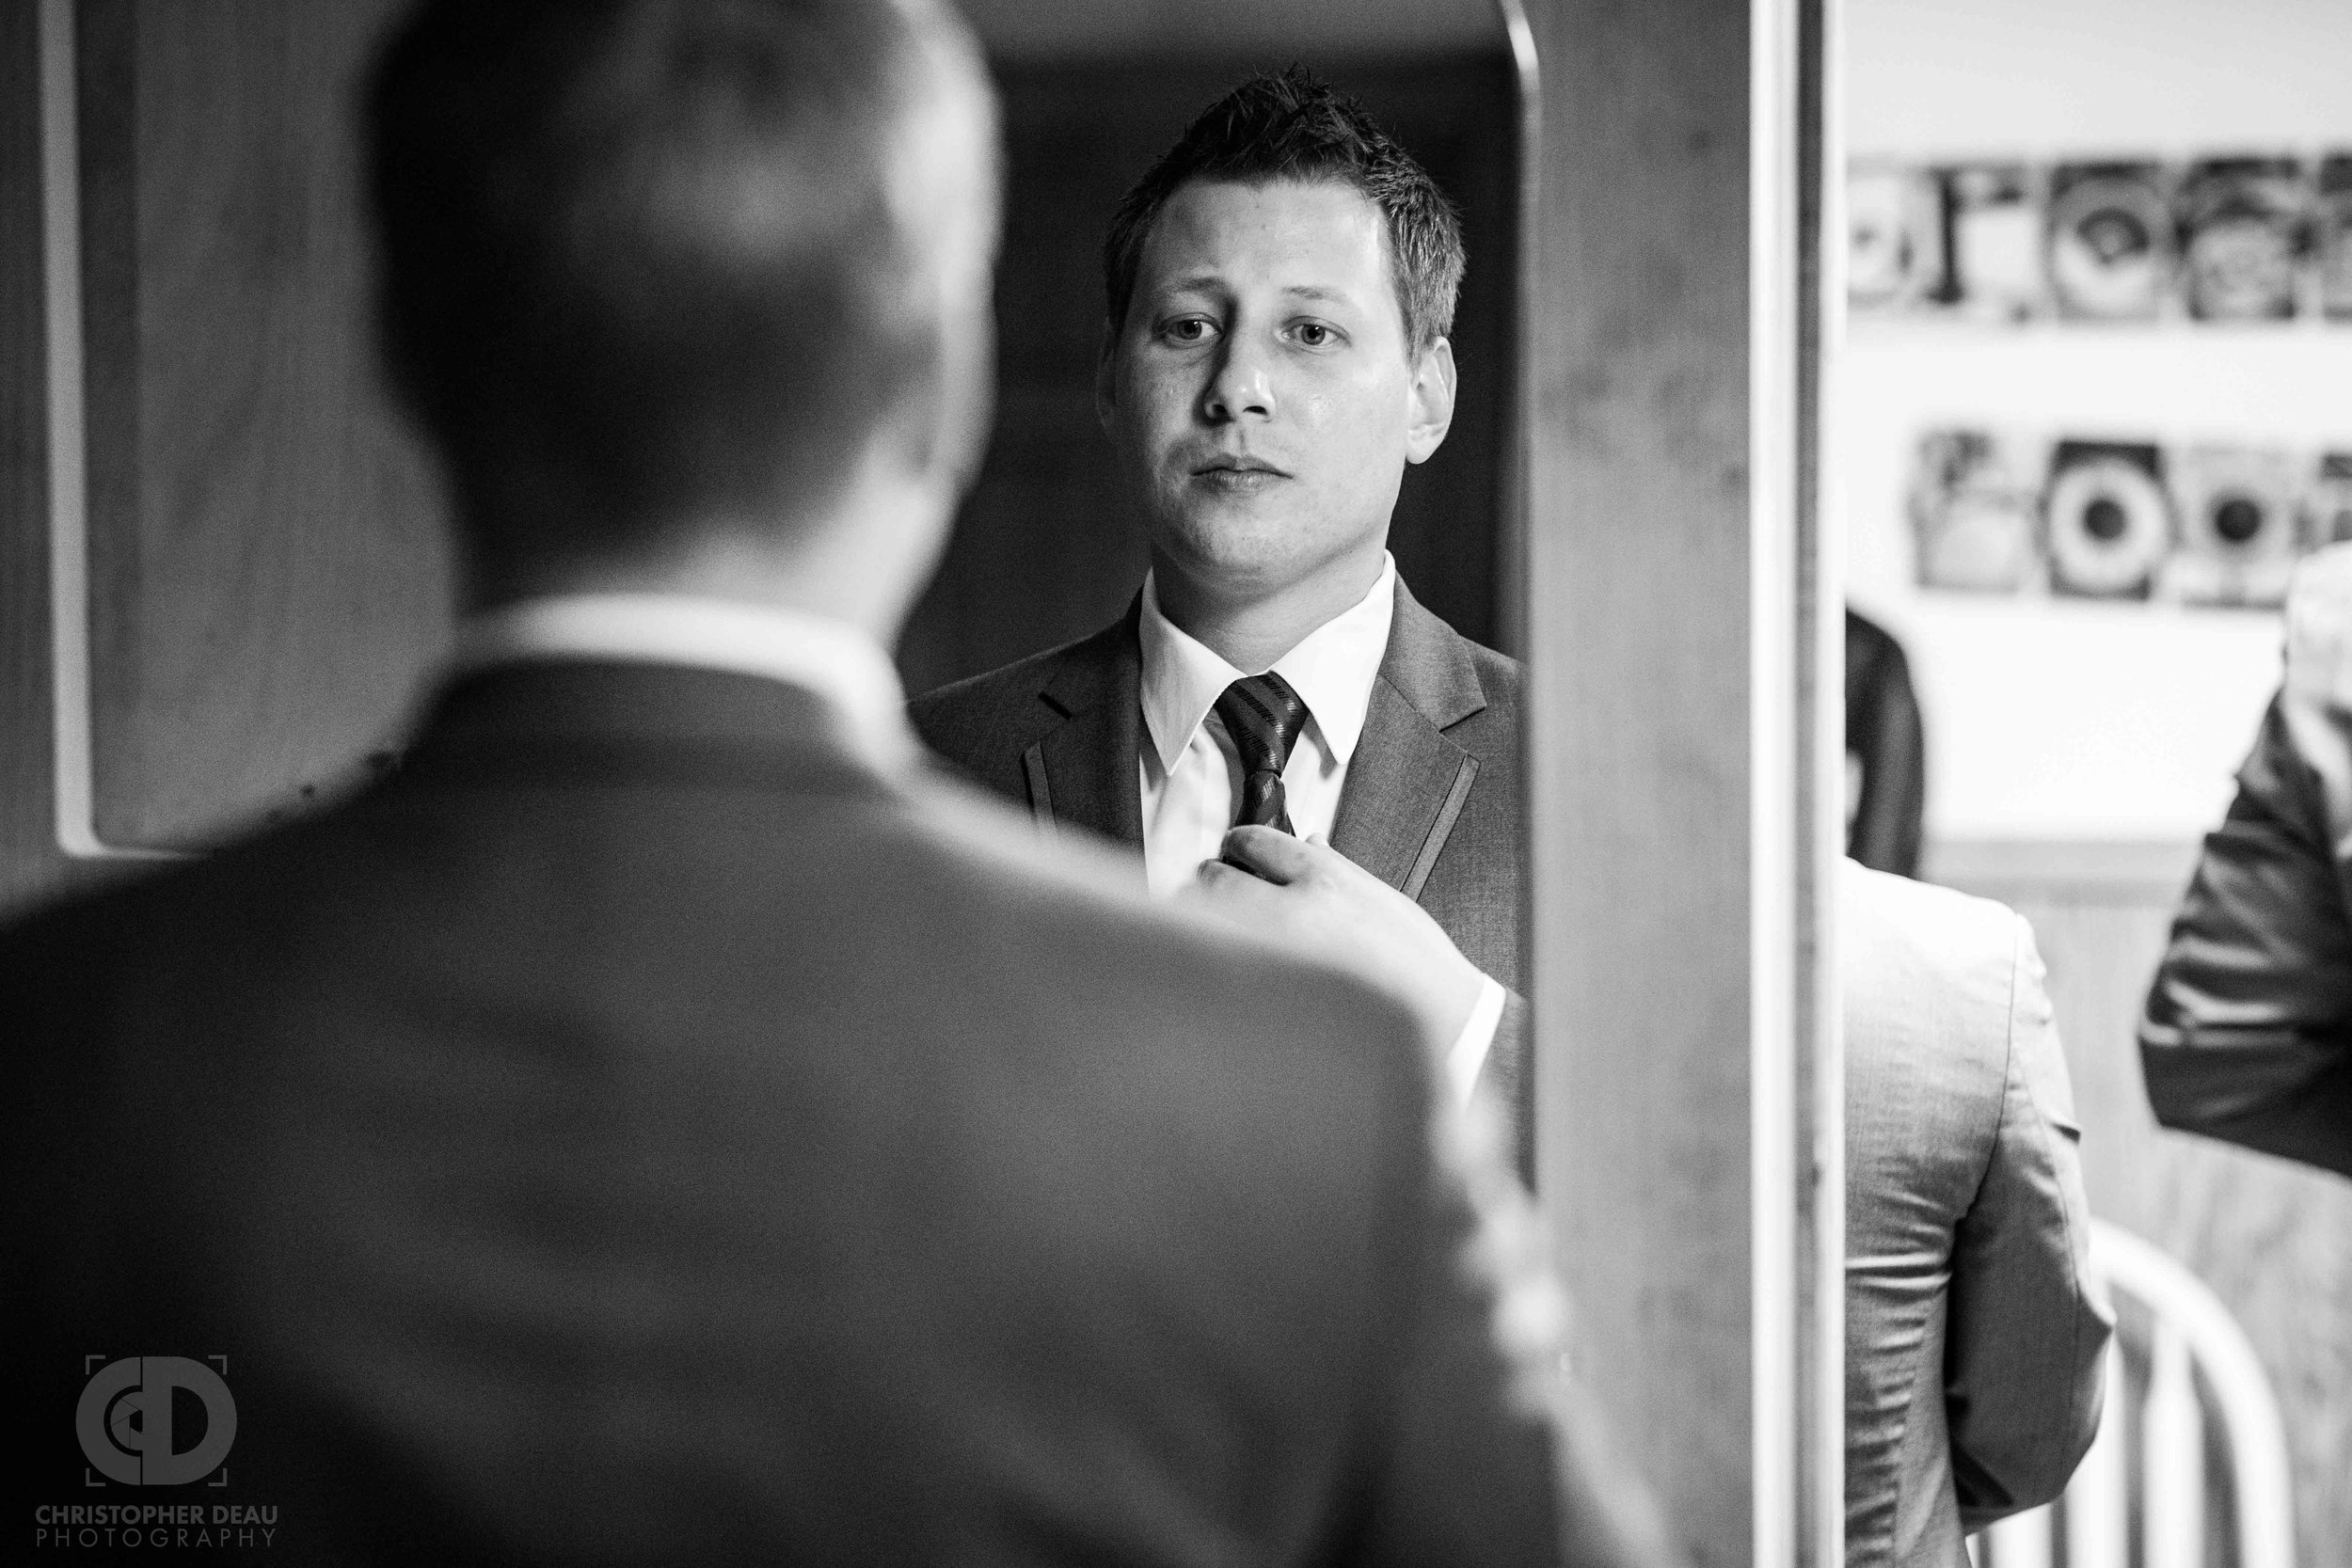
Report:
1214,673,1311,834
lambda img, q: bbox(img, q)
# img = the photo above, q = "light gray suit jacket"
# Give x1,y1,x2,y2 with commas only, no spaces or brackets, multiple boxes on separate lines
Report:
910,578,1533,1180
1843,862,2113,1567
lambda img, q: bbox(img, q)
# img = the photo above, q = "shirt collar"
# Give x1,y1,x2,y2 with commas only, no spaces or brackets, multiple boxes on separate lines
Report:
1136,554,1396,774
450,593,914,770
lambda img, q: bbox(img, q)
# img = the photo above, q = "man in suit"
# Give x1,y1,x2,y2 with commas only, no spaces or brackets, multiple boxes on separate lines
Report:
906,62,2114,1555
913,68,1534,1172
1844,861,2112,1565
2139,545,2352,1180
1,5,1665,1564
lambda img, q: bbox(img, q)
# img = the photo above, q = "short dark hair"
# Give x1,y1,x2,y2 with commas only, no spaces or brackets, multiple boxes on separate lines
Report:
365,0,977,577
1103,66,1464,357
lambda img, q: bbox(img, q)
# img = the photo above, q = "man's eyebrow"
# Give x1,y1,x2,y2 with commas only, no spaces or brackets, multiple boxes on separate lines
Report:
1147,277,1361,309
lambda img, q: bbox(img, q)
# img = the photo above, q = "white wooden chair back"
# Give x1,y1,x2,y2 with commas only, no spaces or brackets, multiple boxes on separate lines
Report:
1969,1218,2293,1568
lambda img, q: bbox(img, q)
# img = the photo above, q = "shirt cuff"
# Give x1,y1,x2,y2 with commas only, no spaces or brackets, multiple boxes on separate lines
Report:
1447,976,1508,1107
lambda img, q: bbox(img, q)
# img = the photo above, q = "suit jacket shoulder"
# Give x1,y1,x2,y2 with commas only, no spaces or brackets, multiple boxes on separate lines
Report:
1454,637,1522,725
3,662,1578,1564
910,617,1120,771
1843,863,2024,1164
909,605,1144,845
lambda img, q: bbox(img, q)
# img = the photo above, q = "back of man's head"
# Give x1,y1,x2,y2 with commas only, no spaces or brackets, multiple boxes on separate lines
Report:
366,0,996,594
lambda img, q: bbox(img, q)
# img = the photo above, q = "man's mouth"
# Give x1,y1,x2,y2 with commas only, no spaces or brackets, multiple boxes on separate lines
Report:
1191,457,1291,481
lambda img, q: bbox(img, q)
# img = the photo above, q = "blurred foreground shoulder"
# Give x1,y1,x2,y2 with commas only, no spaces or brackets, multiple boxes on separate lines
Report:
899,772,1671,1568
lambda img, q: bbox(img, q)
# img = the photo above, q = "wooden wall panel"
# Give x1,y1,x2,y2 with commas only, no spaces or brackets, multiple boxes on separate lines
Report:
1940,855,2352,1567
78,0,447,851
1,0,72,915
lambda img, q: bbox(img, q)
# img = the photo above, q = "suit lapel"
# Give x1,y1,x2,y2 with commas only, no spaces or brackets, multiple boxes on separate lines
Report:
1031,602,1146,847
1329,580,1487,898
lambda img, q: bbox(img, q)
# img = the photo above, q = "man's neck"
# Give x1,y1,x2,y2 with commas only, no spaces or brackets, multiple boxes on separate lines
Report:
462,486,941,645
1148,546,1388,673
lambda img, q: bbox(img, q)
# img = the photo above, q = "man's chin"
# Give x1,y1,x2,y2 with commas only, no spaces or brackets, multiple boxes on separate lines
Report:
1149,517,1378,608
1151,511,1306,580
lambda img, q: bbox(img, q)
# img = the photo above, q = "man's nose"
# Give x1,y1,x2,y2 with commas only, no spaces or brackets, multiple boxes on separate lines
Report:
1201,337,1275,423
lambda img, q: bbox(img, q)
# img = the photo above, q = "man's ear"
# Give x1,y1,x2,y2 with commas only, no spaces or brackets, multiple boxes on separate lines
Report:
1404,336,1457,466
1094,320,1120,436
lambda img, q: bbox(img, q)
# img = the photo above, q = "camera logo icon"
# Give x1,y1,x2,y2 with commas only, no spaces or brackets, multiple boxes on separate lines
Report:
76,1356,238,1485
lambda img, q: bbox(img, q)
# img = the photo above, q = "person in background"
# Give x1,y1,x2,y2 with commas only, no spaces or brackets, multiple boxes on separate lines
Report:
913,67,1537,1175
1843,861,2113,1564
0,4,1668,1563
1847,608,1926,879
2140,546,2352,1180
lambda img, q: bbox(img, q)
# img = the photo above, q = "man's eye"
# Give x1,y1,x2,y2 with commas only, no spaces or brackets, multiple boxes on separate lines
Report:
1294,324,1334,347
1164,317,1215,344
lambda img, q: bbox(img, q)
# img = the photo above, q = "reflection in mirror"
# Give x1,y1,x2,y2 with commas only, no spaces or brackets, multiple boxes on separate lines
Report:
904,0,1541,1173
903,10,1728,1562
898,0,1523,695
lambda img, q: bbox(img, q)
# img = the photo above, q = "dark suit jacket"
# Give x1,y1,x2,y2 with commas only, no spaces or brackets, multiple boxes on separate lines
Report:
2140,690,2352,1179
909,578,1533,1179
2,660,1572,1566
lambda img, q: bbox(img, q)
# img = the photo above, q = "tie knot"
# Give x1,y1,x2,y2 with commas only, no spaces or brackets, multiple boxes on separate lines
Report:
1215,673,1311,777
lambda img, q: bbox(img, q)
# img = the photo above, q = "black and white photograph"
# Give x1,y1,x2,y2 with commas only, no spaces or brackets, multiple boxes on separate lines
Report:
2,0,2345,1564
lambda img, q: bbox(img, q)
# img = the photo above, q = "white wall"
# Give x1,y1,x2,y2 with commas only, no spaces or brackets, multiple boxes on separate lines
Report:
1840,0,2352,843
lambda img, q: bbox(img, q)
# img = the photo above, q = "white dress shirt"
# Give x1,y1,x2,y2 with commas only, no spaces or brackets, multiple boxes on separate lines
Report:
451,593,915,772
1136,555,1504,1103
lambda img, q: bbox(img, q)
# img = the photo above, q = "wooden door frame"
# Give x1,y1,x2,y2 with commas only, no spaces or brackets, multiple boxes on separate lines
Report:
1510,0,1843,1561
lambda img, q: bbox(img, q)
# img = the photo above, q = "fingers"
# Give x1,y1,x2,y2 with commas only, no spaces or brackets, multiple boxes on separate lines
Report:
1182,858,1298,941
1218,824,1323,884
1188,856,1276,906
